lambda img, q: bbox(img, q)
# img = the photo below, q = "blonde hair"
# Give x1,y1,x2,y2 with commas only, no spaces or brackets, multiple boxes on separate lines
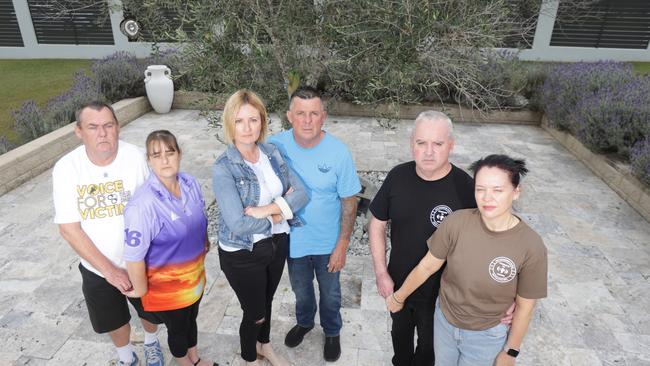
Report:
222,89,269,145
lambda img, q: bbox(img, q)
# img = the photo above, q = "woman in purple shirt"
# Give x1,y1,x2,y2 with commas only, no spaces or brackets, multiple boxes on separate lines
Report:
123,130,218,366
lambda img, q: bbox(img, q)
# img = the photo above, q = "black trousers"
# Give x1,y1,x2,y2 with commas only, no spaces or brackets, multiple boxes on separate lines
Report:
129,296,201,358
219,233,288,362
390,300,435,366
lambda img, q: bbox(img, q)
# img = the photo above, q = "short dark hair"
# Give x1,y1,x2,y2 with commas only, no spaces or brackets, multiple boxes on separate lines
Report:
145,129,181,156
289,86,324,109
75,101,117,127
469,154,529,187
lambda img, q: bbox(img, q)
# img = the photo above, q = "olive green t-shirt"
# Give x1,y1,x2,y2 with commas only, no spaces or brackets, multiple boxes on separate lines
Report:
427,208,547,330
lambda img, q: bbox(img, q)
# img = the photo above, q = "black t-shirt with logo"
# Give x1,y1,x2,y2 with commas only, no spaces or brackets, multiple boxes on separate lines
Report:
369,162,476,304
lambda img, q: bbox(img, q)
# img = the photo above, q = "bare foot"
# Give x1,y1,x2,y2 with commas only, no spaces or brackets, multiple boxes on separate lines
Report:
256,342,291,366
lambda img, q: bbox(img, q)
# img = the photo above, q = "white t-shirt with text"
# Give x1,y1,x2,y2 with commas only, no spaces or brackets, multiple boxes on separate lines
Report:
53,141,149,277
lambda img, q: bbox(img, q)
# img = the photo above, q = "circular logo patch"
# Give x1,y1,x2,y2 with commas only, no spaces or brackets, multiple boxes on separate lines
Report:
430,205,452,227
488,257,517,283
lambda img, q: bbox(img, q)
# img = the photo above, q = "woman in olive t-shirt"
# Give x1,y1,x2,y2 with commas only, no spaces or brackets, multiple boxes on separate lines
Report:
386,154,547,366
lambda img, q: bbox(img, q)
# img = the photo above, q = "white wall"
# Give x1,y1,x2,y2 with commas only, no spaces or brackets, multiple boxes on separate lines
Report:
0,0,152,59
516,0,650,62
2,0,650,61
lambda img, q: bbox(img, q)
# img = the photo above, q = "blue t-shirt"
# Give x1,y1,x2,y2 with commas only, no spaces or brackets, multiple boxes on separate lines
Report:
269,130,361,258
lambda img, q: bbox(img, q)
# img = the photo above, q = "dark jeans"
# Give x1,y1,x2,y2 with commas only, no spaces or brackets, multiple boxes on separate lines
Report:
287,254,342,337
219,233,288,362
390,300,435,366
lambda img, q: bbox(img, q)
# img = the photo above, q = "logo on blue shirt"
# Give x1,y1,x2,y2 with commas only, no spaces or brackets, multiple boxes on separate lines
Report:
318,163,331,173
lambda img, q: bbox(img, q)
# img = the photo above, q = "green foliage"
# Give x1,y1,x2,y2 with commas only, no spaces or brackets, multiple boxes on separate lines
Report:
92,51,145,102
122,0,542,112
632,62,650,75
6,50,181,152
0,59,92,144
12,73,104,142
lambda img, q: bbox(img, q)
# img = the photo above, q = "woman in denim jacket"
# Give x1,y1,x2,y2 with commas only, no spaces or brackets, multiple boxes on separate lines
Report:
212,90,308,366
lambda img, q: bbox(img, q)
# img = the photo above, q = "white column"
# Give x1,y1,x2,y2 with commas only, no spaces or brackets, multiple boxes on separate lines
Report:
12,0,38,54
530,0,559,51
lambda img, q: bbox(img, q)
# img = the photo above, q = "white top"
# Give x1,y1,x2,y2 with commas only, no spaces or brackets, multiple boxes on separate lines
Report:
219,148,289,251
53,141,150,276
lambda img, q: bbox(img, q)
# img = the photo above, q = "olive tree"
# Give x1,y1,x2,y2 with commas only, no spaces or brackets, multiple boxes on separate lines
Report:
56,0,564,111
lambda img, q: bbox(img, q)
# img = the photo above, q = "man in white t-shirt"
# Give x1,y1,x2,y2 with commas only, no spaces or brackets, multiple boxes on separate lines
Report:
53,101,163,366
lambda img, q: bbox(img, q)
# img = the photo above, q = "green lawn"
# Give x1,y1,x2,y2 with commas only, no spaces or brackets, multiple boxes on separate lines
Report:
632,62,650,75
0,59,92,144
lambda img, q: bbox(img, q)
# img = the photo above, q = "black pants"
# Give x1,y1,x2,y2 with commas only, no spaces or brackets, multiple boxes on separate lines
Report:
129,296,201,358
390,300,435,366
219,233,288,362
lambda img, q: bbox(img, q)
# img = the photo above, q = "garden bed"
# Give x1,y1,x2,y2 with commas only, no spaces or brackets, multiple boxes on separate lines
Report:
171,91,542,125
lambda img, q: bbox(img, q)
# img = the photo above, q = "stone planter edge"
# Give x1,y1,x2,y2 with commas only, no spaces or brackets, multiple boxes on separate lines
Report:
541,115,650,223
171,91,542,125
0,97,152,197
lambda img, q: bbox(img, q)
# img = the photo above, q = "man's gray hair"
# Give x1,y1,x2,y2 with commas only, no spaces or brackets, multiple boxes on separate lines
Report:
413,110,454,139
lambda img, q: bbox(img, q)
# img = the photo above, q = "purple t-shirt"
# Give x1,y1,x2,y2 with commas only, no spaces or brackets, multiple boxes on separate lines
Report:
123,172,207,311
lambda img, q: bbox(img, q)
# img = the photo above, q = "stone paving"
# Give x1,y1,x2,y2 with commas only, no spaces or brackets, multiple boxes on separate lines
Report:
0,109,649,366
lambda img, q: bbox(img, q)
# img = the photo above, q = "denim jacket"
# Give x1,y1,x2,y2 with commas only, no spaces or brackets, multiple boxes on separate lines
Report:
212,142,309,250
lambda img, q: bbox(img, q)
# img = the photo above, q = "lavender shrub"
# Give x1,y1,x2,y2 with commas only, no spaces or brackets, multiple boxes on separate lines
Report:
631,136,650,186
0,136,13,155
571,76,650,156
9,73,103,146
539,61,636,130
12,100,47,141
92,51,145,102
91,49,184,102
46,73,104,128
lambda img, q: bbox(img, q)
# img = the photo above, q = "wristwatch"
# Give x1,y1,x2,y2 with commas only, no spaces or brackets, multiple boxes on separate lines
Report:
505,348,519,358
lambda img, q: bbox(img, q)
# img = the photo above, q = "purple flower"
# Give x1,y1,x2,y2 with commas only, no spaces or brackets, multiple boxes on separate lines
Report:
0,135,13,154
539,61,636,131
12,100,46,141
631,136,650,185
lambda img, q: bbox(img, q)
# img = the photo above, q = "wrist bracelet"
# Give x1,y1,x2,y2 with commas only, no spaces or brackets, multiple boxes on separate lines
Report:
391,293,403,304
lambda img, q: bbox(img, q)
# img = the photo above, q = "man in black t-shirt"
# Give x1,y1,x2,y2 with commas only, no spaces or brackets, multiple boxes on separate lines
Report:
368,111,476,366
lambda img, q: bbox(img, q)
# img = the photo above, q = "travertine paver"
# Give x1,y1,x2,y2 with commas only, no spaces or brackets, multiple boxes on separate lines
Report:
0,109,648,365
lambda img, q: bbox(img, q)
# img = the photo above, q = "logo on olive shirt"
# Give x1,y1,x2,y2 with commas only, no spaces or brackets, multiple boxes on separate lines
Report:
489,257,517,283
430,205,452,227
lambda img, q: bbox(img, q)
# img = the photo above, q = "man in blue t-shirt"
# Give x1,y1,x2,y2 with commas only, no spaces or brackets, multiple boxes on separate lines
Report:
269,86,360,362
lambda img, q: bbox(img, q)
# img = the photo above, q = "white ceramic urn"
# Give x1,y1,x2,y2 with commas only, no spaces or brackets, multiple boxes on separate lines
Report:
144,65,174,114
